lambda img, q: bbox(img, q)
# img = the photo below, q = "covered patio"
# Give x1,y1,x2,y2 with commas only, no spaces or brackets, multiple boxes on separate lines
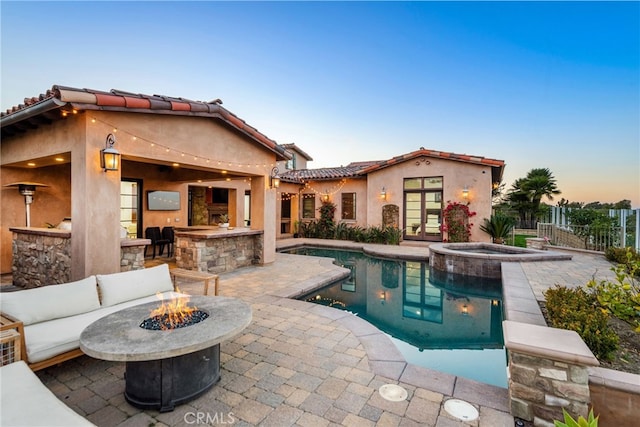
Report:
1,85,291,281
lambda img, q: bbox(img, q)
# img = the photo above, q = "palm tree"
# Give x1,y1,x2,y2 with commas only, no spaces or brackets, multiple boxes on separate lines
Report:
507,168,561,228
522,168,561,209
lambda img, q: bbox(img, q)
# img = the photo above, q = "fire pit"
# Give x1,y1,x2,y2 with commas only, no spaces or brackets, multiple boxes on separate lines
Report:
79,295,252,412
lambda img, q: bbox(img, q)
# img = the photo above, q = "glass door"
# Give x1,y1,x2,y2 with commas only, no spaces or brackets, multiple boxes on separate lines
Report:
424,191,442,240
120,179,142,238
403,177,443,241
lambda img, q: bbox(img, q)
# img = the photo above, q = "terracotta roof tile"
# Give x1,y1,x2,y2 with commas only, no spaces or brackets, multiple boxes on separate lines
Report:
280,164,370,182
170,101,191,111
124,97,151,109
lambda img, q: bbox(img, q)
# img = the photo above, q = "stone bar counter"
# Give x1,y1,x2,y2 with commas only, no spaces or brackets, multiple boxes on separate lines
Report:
10,227,150,288
174,226,264,274
10,227,71,288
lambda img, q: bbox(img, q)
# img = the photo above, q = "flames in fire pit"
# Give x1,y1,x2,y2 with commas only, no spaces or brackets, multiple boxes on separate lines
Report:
140,290,209,331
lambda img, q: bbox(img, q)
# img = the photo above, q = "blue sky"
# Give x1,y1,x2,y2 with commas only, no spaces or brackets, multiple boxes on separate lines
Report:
2,1,639,207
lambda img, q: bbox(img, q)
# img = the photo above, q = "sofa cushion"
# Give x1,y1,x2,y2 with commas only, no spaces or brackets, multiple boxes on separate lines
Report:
24,291,184,363
0,276,100,326
1,361,96,426
96,264,174,307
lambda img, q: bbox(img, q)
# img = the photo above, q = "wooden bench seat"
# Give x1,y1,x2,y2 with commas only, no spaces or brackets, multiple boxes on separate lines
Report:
169,268,219,296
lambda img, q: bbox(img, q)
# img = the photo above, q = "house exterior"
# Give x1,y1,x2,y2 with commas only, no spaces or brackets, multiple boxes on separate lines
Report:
275,148,504,242
1,84,504,282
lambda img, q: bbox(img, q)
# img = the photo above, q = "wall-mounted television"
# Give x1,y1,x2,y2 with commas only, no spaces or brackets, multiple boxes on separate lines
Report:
147,190,181,211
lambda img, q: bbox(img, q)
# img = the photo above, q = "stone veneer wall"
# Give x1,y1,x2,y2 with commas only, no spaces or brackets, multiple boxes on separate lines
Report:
503,321,599,427
120,245,146,272
176,234,263,274
11,229,71,288
508,351,591,424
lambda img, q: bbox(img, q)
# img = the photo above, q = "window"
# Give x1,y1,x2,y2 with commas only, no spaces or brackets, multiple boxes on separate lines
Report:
302,194,315,219
286,153,297,170
341,192,356,220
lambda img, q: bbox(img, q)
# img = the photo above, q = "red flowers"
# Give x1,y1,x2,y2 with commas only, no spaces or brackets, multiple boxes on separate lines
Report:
441,201,476,242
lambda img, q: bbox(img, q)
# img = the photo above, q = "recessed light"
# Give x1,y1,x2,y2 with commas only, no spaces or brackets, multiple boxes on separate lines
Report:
173,163,180,167
27,162,36,167
55,157,64,162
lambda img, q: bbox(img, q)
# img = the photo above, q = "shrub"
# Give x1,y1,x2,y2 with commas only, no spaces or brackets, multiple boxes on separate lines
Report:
441,201,476,242
605,247,640,271
544,285,619,360
587,248,640,332
554,408,598,427
479,213,515,243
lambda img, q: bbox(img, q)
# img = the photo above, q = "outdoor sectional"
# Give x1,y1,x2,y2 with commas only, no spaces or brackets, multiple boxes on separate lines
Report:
0,264,183,371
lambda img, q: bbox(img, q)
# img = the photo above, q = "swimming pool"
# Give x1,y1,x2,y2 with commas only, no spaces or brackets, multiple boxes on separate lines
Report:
281,246,507,388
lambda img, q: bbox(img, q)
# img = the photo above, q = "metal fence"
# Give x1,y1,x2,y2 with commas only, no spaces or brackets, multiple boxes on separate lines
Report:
537,223,624,252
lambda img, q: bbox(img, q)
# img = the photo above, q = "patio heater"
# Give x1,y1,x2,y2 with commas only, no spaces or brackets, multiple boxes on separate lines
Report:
4,182,49,227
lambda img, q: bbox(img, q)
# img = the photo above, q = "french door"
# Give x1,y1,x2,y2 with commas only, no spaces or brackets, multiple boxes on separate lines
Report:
403,177,443,241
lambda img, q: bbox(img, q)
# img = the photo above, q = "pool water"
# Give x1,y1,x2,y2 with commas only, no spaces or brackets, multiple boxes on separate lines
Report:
283,247,507,388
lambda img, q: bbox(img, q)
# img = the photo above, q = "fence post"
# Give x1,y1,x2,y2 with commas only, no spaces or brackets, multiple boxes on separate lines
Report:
636,209,640,251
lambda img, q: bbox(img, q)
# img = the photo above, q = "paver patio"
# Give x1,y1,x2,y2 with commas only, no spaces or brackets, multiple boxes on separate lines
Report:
2,240,616,426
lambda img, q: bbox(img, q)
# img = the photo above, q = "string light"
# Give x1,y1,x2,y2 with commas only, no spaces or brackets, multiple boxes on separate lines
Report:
89,116,277,172
302,179,347,197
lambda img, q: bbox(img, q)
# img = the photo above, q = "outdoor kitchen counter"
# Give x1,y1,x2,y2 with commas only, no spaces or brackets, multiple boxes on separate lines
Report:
174,227,264,273
174,226,263,239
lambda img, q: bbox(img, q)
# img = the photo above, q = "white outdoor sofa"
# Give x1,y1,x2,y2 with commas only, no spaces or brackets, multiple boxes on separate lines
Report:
0,264,184,371
0,360,96,426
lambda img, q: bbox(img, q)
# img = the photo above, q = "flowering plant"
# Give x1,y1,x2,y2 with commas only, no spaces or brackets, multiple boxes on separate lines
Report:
441,201,476,242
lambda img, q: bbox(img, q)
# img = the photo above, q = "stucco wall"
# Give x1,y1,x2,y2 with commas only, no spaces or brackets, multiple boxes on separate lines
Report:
1,110,279,278
366,157,494,242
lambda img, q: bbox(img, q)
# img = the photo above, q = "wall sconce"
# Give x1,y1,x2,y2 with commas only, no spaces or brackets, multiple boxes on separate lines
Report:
461,304,469,315
322,194,330,202
379,291,386,304
100,133,120,172
492,299,499,307
270,167,280,188
380,187,387,200
462,186,469,199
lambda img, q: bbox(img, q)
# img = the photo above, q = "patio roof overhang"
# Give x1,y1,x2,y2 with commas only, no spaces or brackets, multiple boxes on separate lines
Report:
1,85,292,162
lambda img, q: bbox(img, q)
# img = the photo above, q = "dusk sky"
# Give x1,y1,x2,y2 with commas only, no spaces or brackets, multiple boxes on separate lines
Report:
2,1,639,207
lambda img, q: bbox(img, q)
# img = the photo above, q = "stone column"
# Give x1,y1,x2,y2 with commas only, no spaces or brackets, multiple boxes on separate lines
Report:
120,239,151,272
503,321,599,426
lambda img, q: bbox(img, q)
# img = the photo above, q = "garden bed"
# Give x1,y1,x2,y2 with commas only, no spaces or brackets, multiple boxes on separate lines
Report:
539,301,640,375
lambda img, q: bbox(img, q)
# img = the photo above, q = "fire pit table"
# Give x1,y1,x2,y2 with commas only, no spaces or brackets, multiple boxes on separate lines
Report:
80,296,252,412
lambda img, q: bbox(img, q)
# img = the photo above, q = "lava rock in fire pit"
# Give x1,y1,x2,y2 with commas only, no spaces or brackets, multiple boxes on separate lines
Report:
140,310,209,331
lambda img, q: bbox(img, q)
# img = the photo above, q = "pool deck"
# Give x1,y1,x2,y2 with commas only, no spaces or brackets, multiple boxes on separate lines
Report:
6,239,618,426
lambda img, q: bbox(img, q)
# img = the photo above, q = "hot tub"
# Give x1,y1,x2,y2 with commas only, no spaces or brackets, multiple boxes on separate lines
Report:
429,242,572,280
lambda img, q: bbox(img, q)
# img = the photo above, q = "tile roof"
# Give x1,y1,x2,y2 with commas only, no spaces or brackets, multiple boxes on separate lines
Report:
359,148,505,182
280,149,504,184
1,85,291,160
280,163,371,182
